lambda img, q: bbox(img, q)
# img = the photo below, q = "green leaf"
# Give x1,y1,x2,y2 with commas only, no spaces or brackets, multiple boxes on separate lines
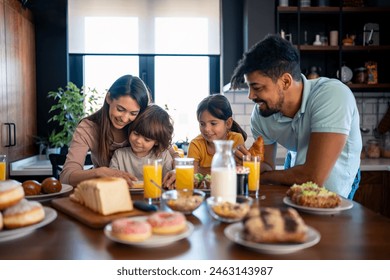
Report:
47,82,101,148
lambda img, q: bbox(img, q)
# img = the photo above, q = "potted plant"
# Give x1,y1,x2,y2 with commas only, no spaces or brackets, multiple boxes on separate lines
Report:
47,82,99,155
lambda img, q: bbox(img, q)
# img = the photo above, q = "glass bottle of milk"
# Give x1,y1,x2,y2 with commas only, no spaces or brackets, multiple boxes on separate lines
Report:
211,140,237,203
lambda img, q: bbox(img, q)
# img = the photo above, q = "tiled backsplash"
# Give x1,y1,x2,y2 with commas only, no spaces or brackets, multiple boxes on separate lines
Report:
226,90,390,158
354,92,390,147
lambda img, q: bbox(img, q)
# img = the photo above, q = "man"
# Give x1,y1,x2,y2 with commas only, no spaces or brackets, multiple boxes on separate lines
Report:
231,34,362,199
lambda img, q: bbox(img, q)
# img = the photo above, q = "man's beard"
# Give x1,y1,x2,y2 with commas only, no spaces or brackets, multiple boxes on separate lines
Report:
254,88,283,117
257,102,279,117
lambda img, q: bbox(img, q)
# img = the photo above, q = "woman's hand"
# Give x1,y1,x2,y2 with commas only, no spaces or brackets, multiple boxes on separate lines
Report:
162,170,176,190
96,167,138,187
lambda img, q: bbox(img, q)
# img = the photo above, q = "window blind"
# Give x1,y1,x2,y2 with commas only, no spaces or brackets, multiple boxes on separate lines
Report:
68,0,220,55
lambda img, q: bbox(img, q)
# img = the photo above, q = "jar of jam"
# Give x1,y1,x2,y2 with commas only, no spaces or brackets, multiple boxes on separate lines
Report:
354,67,368,84
366,139,380,158
381,132,390,158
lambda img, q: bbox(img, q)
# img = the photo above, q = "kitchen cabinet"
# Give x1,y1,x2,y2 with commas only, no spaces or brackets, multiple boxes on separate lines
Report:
0,0,37,171
276,4,390,92
354,171,390,217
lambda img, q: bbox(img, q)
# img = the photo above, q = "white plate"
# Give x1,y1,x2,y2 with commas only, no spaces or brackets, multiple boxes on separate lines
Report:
224,223,321,255
283,196,353,215
0,207,57,242
25,184,73,201
129,188,144,193
104,216,194,248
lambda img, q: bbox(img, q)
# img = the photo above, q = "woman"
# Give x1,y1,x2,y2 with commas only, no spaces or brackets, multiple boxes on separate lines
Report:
60,74,151,187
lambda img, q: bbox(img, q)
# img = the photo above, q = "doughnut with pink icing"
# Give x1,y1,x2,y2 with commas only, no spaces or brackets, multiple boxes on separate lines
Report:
147,211,186,235
0,180,24,210
3,199,45,229
111,218,152,242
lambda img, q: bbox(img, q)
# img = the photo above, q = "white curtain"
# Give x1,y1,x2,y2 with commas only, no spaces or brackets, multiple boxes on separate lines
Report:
68,0,220,55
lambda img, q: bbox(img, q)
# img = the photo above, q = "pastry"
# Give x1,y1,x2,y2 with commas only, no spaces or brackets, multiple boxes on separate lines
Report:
243,206,308,243
287,181,341,208
111,218,152,242
22,180,42,196
248,136,264,161
70,177,133,215
3,199,45,229
147,211,186,235
41,177,62,194
0,180,24,210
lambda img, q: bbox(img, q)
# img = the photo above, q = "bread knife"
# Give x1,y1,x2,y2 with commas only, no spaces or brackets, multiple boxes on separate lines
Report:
133,200,158,212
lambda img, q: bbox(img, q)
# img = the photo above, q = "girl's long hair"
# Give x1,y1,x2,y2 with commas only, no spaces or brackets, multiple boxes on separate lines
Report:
196,94,247,141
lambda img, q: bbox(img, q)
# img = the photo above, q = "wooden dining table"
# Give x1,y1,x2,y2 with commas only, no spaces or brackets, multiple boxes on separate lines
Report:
1,184,390,260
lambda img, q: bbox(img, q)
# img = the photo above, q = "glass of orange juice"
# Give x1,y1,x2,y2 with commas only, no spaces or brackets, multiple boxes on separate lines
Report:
0,155,6,181
175,158,194,190
243,155,260,198
143,158,163,204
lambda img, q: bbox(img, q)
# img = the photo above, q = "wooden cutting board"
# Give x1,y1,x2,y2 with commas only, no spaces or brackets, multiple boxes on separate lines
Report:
51,197,148,229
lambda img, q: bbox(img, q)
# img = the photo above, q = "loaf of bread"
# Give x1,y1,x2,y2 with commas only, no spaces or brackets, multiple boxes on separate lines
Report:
286,181,341,208
248,136,264,161
70,177,133,215
243,206,308,243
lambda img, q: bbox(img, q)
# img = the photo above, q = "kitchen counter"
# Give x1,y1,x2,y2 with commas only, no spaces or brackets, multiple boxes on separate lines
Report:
10,155,52,176
10,155,93,177
276,157,390,171
360,158,390,171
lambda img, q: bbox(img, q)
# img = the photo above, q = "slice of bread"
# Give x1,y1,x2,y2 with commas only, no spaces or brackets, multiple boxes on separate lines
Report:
70,177,133,215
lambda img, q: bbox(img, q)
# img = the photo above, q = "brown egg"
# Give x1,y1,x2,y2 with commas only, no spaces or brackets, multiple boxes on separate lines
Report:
22,180,42,196
41,177,62,194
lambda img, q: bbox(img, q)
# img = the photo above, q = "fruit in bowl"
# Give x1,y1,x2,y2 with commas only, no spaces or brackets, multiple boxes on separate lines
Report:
162,189,206,215
194,173,211,189
206,196,253,223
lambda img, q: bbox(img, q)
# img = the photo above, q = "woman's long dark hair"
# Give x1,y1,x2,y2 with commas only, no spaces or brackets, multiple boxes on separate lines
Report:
86,75,151,165
196,94,247,141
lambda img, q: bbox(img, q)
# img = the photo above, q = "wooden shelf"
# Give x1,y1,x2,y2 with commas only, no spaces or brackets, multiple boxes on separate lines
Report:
277,4,390,89
298,45,339,51
341,46,390,51
348,83,390,91
296,45,390,52
277,6,390,13
277,6,340,13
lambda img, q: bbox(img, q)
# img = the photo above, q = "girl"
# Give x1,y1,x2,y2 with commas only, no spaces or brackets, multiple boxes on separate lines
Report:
60,74,151,187
109,104,175,187
187,94,247,175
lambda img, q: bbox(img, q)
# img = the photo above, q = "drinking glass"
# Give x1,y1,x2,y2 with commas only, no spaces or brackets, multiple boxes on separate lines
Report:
0,155,6,181
243,155,260,198
175,158,194,190
143,159,163,204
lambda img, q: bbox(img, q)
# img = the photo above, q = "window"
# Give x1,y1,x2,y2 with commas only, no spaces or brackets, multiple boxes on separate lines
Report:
84,56,139,110
68,0,220,142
